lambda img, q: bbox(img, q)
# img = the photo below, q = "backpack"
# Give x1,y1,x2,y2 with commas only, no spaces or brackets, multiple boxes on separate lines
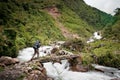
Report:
33,41,41,49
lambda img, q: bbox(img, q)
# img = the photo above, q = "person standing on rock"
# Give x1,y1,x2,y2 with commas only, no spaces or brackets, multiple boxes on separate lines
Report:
31,40,41,61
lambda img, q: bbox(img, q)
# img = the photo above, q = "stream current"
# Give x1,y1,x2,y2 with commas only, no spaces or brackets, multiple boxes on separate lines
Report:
17,32,119,80
17,47,120,80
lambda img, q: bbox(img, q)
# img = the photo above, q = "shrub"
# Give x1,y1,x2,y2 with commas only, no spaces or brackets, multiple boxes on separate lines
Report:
97,52,120,68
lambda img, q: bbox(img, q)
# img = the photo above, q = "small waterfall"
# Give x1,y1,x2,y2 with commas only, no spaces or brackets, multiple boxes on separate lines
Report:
87,31,102,43
93,32,102,39
17,46,119,80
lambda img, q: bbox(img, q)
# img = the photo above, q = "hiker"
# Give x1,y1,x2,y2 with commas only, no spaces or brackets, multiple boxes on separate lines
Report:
31,40,41,61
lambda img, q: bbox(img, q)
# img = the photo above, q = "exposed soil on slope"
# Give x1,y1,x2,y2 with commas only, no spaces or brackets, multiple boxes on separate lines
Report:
45,6,79,39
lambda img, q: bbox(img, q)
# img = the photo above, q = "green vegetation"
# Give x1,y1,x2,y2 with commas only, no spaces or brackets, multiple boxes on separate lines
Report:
82,9,120,67
0,67,4,72
0,0,65,57
103,8,120,42
63,0,115,29
0,0,119,69
97,52,120,68
59,5,94,37
81,39,120,68
0,0,95,57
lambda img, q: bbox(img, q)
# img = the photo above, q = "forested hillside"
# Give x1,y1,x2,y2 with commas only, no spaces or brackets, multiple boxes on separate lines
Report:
0,0,116,57
103,8,120,41
63,0,115,29
83,9,120,68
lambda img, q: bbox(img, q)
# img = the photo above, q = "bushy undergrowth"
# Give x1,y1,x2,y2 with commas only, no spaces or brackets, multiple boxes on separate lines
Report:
97,52,120,68
82,39,120,68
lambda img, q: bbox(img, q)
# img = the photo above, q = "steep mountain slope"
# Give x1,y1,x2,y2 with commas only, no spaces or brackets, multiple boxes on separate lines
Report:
83,9,120,68
0,0,115,57
45,6,80,39
103,8,120,42
63,0,115,29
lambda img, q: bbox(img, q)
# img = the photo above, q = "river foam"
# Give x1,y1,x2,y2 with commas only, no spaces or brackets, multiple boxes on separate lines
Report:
44,60,114,80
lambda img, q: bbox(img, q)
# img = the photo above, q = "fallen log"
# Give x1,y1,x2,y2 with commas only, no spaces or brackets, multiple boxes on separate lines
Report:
37,54,81,63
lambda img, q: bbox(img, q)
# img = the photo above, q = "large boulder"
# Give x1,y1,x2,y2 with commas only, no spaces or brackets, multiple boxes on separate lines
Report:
62,39,84,52
111,78,120,80
25,70,47,80
70,64,88,72
0,59,54,80
68,56,88,72
0,56,19,66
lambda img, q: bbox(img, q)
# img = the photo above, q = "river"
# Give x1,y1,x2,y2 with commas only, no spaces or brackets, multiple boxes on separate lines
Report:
17,46,120,80
17,32,120,80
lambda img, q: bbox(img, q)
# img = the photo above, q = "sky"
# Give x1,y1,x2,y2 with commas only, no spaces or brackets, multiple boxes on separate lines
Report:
83,0,120,15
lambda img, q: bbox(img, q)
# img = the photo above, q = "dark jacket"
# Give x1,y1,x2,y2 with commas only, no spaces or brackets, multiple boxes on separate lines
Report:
33,41,41,49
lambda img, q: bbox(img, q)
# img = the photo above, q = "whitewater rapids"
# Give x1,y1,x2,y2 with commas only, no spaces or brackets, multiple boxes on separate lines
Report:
17,47,118,80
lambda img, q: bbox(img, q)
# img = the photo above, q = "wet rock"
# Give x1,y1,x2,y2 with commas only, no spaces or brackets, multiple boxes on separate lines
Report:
25,73,40,80
68,56,87,72
58,50,73,55
0,59,53,80
21,62,51,80
13,58,19,63
0,69,22,80
47,77,54,80
51,47,59,54
111,78,120,80
92,64,119,73
0,56,19,66
41,67,47,75
92,64,120,77
62,40,84,52
25,69,47,80
70,64,88,72
0,63,5,67
69,56,82,66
